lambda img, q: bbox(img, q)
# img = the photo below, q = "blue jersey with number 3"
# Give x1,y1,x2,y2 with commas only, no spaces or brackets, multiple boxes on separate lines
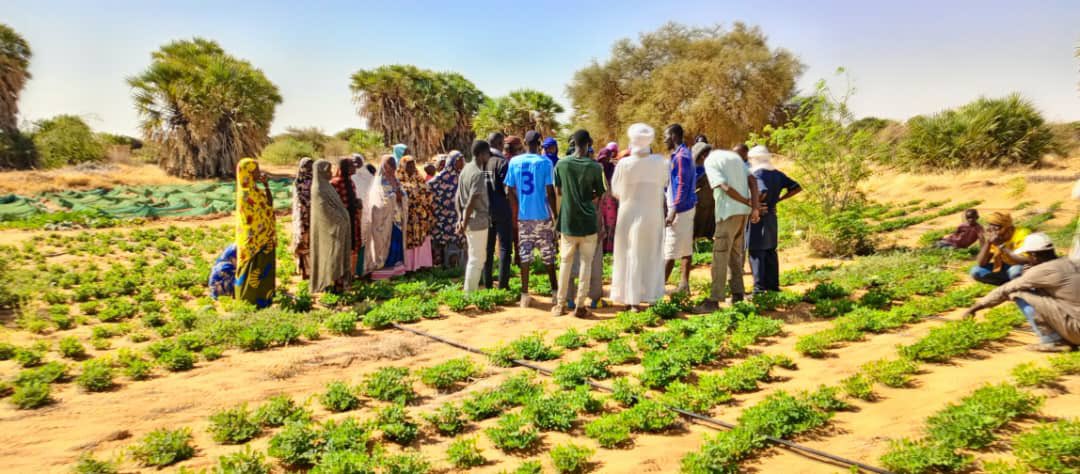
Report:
504,153,554,220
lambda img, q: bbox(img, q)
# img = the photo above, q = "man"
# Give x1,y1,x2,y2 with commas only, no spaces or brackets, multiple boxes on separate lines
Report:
542,137,560,167
692,142,716,241
747,145,801,293
456,140,492,294
936,209,983,249
505,131,558,308
504,135,525,161
663,124,698,294
483,132,514,290
697,148,760,312
963,233,1079,352
552,129,607,317
971,211,1031,285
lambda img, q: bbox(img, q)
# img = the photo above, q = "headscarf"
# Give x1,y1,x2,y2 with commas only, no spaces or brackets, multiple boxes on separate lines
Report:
595,142,619,182
628,123,655,157
392,144,408,164
289,158,313,254
331,157,363,250
236,158,275,270
748,145,776,172
310,159,352,291
363,155,401,272
397,155,434,249
987,212,1014,229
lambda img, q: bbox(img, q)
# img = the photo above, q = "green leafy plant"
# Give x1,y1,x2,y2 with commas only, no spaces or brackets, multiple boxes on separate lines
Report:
72,452,118,474
422,402,466,436
362,367,415,403
216,446,271,474
254,395,311,427
623,399,678,433
129,428,196,467
377,403,419,445
419,357,481,391
379,451,430,474
485,412,539,452
585,413,632,448
323,311,359,335
1013,419,1079,474
525,393,578,432
554,328,588,349
840,374,874,401
737,391,830,439
611,377,643,407
76,359,115,392
446,437,486,468
924,383,1041,450
605,337,637,364
861,358,919,388
208,404,262,444
510,332,561,361
550,443,594,474
880,438,971,474
320,381,361,412
59,336,87,359
11,380,51,409
1011,362,1061,388
552,351,611,388
157,347,196,372
268,421,319,467
461,389,505,421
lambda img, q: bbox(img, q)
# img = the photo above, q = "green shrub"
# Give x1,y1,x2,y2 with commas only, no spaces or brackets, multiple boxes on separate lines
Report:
552,351,611,389
72,452,118,474
497,372,544,406
554,328,588,349
861,358,919,388
586,323,621,342
362,296,437,328
525,394,578,432
324,311,358,335
1049,351,1080,375
508,460,543,474
800,385,851,412
14,347,43,367
924,383,1041,450
680,427,763,474
254,395,310,427
461,389,505,421
880,438,971,474
362,367,415,403
376,403,419,445
550,443,594,474
510,332,561,361
59,336,87,359
268,421,319,467
585,413,632,448
158,347,195,371
129,428,195,467
318,417,370,456
485,412,539,452
320,381,361,412
14,361,68,386
419,357,481,391
898,94,1057,169
605,337,637,364
259,137,316,166
216,446,271,474
422,403,465,436
11,380,51,409
446,437,486,468
737,391,830,439
311,450,376,474
623,399,678,433
32,115,105,168
611,376,643,407
840,374,874,401
208,404,262,444
1013,419,1080,474
77,359,115,392
1011,362,1061,387
379,451,430,474
802,282,849,303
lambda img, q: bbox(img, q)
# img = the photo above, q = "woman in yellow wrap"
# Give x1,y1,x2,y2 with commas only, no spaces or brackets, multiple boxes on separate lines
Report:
235,158,277,308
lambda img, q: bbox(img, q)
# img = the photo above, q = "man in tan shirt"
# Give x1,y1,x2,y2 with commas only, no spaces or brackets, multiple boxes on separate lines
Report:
963,232,1080,352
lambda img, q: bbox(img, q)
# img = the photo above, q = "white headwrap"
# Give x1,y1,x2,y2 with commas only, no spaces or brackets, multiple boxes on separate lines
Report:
628,123,654,156
748,145,775,172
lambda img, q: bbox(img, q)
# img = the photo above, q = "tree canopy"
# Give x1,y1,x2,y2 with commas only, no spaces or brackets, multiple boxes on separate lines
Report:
350,65,484,159
567,22,804,146
128,38,282,178
0,23,31,134
472,89,565,138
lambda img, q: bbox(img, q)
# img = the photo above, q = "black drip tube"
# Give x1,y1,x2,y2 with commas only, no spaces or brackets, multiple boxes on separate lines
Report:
390,323,895,474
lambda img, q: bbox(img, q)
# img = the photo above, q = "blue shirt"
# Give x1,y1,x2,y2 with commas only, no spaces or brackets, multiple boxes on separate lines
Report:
753,169,800,213
668,144,697,213
504,153,554,221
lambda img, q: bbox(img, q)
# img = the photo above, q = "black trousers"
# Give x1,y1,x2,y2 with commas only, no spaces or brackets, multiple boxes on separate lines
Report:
748,248,780,293
483,218,514,289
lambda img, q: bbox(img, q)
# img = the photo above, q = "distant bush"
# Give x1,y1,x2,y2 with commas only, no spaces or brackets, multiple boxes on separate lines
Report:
32,115,105,168
898,94,1057,169
0,129,35,169
259,136,316,166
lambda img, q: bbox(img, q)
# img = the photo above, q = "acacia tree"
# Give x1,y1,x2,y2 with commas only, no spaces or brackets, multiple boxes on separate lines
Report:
129,38,281,178
567,22,803,146
0,23,31,133
473,89,565,138
350,65,484,159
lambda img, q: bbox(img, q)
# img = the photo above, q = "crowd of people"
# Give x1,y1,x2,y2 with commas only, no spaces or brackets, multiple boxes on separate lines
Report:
209,124,1080,353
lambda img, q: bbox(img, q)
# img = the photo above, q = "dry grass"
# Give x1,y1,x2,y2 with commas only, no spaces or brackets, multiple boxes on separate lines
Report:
0,162,195,194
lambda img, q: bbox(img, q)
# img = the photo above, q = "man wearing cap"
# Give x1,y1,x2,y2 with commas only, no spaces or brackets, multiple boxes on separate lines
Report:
963,232,1080,352
971,211,1032,285
542,137,560,167
663,124,698,294
552,129,607,317
505,131,559,308
747,145,801,293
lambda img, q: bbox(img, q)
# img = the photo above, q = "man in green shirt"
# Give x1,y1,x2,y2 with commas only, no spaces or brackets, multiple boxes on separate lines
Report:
552,129,607,317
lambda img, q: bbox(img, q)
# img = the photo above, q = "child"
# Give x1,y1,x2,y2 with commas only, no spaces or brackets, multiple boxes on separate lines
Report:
937,209,983,249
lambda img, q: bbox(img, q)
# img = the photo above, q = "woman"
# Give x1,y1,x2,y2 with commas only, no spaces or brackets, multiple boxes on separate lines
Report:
290,158,314,279
596,142,619,254
330,157,364,278
610,124,670,308
429,151,465,267
746,145,801,293
350,154,374,276
364,155,407,279
397,155,434,272
392,143,408,164
208,244,237,300
310,159,353,292
235,158,276,308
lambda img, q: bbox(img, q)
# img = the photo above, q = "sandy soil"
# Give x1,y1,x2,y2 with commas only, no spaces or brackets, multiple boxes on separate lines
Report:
1,159,1078,473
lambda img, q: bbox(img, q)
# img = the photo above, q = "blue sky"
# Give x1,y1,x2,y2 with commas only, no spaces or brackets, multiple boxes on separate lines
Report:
6,0,1079,137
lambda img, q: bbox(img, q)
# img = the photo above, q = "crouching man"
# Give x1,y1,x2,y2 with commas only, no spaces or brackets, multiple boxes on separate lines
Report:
962,232,1080,352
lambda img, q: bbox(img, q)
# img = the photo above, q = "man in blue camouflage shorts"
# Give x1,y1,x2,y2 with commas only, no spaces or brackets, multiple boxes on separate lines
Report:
506,131,560,308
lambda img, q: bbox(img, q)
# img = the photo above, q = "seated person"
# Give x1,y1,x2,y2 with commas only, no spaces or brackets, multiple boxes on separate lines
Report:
936,209,983,249
970,211,1030,285
962,233,1079,352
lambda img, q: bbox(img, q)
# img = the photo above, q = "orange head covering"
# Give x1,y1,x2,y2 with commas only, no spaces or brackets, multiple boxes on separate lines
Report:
986,212,1013,229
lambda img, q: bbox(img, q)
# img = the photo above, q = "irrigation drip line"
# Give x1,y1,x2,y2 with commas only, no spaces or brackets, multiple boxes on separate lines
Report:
390,322,895,474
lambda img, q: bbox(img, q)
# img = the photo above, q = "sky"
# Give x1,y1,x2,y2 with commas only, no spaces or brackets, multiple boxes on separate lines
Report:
6,0,1079,137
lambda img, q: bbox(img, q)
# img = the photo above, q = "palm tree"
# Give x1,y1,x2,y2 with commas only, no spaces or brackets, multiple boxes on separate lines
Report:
350,65,484,159
0,23,32,133
128,38,281,179
473,89,564,138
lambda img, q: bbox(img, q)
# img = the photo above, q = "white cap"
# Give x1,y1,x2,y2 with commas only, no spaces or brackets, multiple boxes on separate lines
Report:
1015,232,1054,254
747,145,771,160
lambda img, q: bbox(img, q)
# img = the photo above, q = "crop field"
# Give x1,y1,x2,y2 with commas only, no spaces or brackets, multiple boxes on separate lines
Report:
0,169,1078,474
